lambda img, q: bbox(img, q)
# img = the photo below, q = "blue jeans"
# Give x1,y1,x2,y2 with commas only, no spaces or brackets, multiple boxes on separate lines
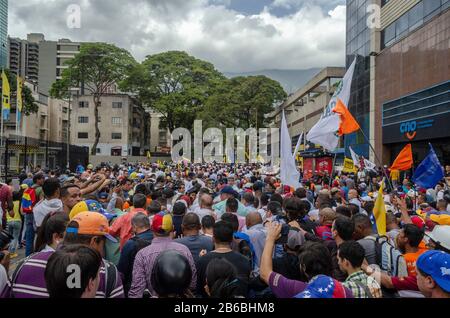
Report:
24,214,35,256
7,220,22,253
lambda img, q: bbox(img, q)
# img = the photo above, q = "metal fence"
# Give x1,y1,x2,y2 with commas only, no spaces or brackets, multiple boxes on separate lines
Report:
0,135,89,180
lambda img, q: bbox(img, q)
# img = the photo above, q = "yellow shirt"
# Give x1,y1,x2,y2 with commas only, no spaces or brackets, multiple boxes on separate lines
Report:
7,201,22,222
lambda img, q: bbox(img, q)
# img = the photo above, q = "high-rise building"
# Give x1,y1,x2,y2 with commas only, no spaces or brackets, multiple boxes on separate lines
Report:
0,0,7,68
375,0,450,165
8,37,39,84
7,33,80,95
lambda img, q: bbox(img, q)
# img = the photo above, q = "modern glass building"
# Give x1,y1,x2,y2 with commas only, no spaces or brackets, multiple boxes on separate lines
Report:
345,0,372,159
375,0,450,165
0,0,7,69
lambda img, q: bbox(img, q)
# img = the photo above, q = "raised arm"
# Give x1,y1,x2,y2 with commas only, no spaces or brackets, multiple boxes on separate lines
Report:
260,222,282,284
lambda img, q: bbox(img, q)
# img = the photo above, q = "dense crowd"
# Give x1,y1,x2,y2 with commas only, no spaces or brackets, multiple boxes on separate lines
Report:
0,161,449,299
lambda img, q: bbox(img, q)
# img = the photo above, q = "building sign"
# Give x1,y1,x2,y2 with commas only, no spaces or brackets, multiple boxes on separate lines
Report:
383,112,450,144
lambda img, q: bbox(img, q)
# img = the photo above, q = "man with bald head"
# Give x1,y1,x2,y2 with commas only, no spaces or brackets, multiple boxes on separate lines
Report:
244,212,266,270
193,193,215,222
175,213,214,263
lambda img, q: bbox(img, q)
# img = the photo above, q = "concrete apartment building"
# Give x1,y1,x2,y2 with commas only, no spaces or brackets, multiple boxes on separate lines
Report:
71,93,150,157
8,33,80,95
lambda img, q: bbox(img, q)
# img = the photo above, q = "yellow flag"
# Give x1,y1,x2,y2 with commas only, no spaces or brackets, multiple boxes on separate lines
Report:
2,70,11,120
146,150,151,159
373,179,387,236
343,157,358,173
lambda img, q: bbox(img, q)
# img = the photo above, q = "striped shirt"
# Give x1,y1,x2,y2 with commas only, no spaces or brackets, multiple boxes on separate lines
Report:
128,236,197,298
5,251,124,298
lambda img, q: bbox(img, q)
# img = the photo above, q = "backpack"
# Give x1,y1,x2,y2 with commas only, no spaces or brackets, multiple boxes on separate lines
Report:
366,236,408,277
103,259,119,298
129,236,152,262
21,187,37,214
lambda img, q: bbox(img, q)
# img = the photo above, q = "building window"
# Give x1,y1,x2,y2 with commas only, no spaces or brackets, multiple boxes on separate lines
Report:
112,102,122,109
112,133,122,140
112,117,122,125
79,101,89,108
96,148,101,154
78,132,88,139
78,116,89,123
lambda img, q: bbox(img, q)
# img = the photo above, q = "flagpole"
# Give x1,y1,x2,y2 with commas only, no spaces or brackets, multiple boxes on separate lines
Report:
329,152,337,188
357,127,394,191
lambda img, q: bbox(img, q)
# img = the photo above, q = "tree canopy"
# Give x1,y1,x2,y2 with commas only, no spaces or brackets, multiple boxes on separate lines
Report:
121,51,226,131
51,42,137,155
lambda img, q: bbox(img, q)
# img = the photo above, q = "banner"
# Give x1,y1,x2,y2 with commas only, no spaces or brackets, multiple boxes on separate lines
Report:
2,70,10,121
343,158,357,173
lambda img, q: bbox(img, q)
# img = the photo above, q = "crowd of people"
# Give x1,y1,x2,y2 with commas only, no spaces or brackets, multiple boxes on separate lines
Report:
0,161,449,299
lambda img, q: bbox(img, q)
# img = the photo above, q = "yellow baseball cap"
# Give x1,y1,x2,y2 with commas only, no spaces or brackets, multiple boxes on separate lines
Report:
430,214,450,226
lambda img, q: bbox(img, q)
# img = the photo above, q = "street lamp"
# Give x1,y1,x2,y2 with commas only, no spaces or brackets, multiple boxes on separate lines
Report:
66,87,79,170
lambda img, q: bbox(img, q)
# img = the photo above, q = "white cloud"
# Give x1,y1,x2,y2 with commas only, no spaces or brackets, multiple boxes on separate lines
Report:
8,0,346,72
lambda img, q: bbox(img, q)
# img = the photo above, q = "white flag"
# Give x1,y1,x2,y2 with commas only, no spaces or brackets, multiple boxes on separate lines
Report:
280,111,300,189
349,146,360,168
364,158,377,172
292,132,304,160
307,57,357,150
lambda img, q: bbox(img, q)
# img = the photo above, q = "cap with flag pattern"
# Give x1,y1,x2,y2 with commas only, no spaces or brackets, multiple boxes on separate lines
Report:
294,275,347,298
151,211,173,234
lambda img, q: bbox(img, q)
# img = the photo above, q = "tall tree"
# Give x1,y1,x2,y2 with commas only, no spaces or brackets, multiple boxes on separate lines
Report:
50,43,137,155
121,51,225,131
201,75,287,130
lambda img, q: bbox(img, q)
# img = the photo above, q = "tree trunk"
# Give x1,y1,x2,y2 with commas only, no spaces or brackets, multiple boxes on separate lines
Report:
91,96,101,156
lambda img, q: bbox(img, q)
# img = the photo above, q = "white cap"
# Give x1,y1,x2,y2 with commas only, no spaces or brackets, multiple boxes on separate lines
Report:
426,225,450,251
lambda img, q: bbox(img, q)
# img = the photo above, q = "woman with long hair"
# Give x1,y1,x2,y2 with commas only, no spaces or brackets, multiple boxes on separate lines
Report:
34,212,69,253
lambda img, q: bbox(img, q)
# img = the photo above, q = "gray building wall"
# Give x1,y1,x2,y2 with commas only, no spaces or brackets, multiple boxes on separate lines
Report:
38,41,57,95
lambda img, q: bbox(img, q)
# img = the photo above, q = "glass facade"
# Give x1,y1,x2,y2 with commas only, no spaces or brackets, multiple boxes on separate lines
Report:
382,0,450,49
0,0,7,68
345,0,371,158
382,81,450,127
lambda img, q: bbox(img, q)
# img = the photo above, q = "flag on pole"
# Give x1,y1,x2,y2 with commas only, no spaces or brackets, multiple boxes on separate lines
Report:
349,146,360,168
280,111,300,189
412,144,444,189
363,158,377,172
2,70,10,121
306,57,357,150
373,179,387,236
16,76,23,124
292,132,303,160
390,144,413,171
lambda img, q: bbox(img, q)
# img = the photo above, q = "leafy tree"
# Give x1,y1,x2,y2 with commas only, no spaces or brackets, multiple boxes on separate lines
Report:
50,43,137,155
121,51,225,131
1,69,38,115
201,75,287,130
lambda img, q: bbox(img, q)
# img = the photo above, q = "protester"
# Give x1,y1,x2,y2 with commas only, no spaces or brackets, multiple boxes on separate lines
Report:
33,178,63,229
196,221,251,297
416,250,450,298
128,211,196,298
175,213,214,263
117,212,153,296
201,215,215,238
151,250,193,298
260,223,353,298
337,241,382,298
109,193,149,249
204,258,245,298
45,244,102,298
